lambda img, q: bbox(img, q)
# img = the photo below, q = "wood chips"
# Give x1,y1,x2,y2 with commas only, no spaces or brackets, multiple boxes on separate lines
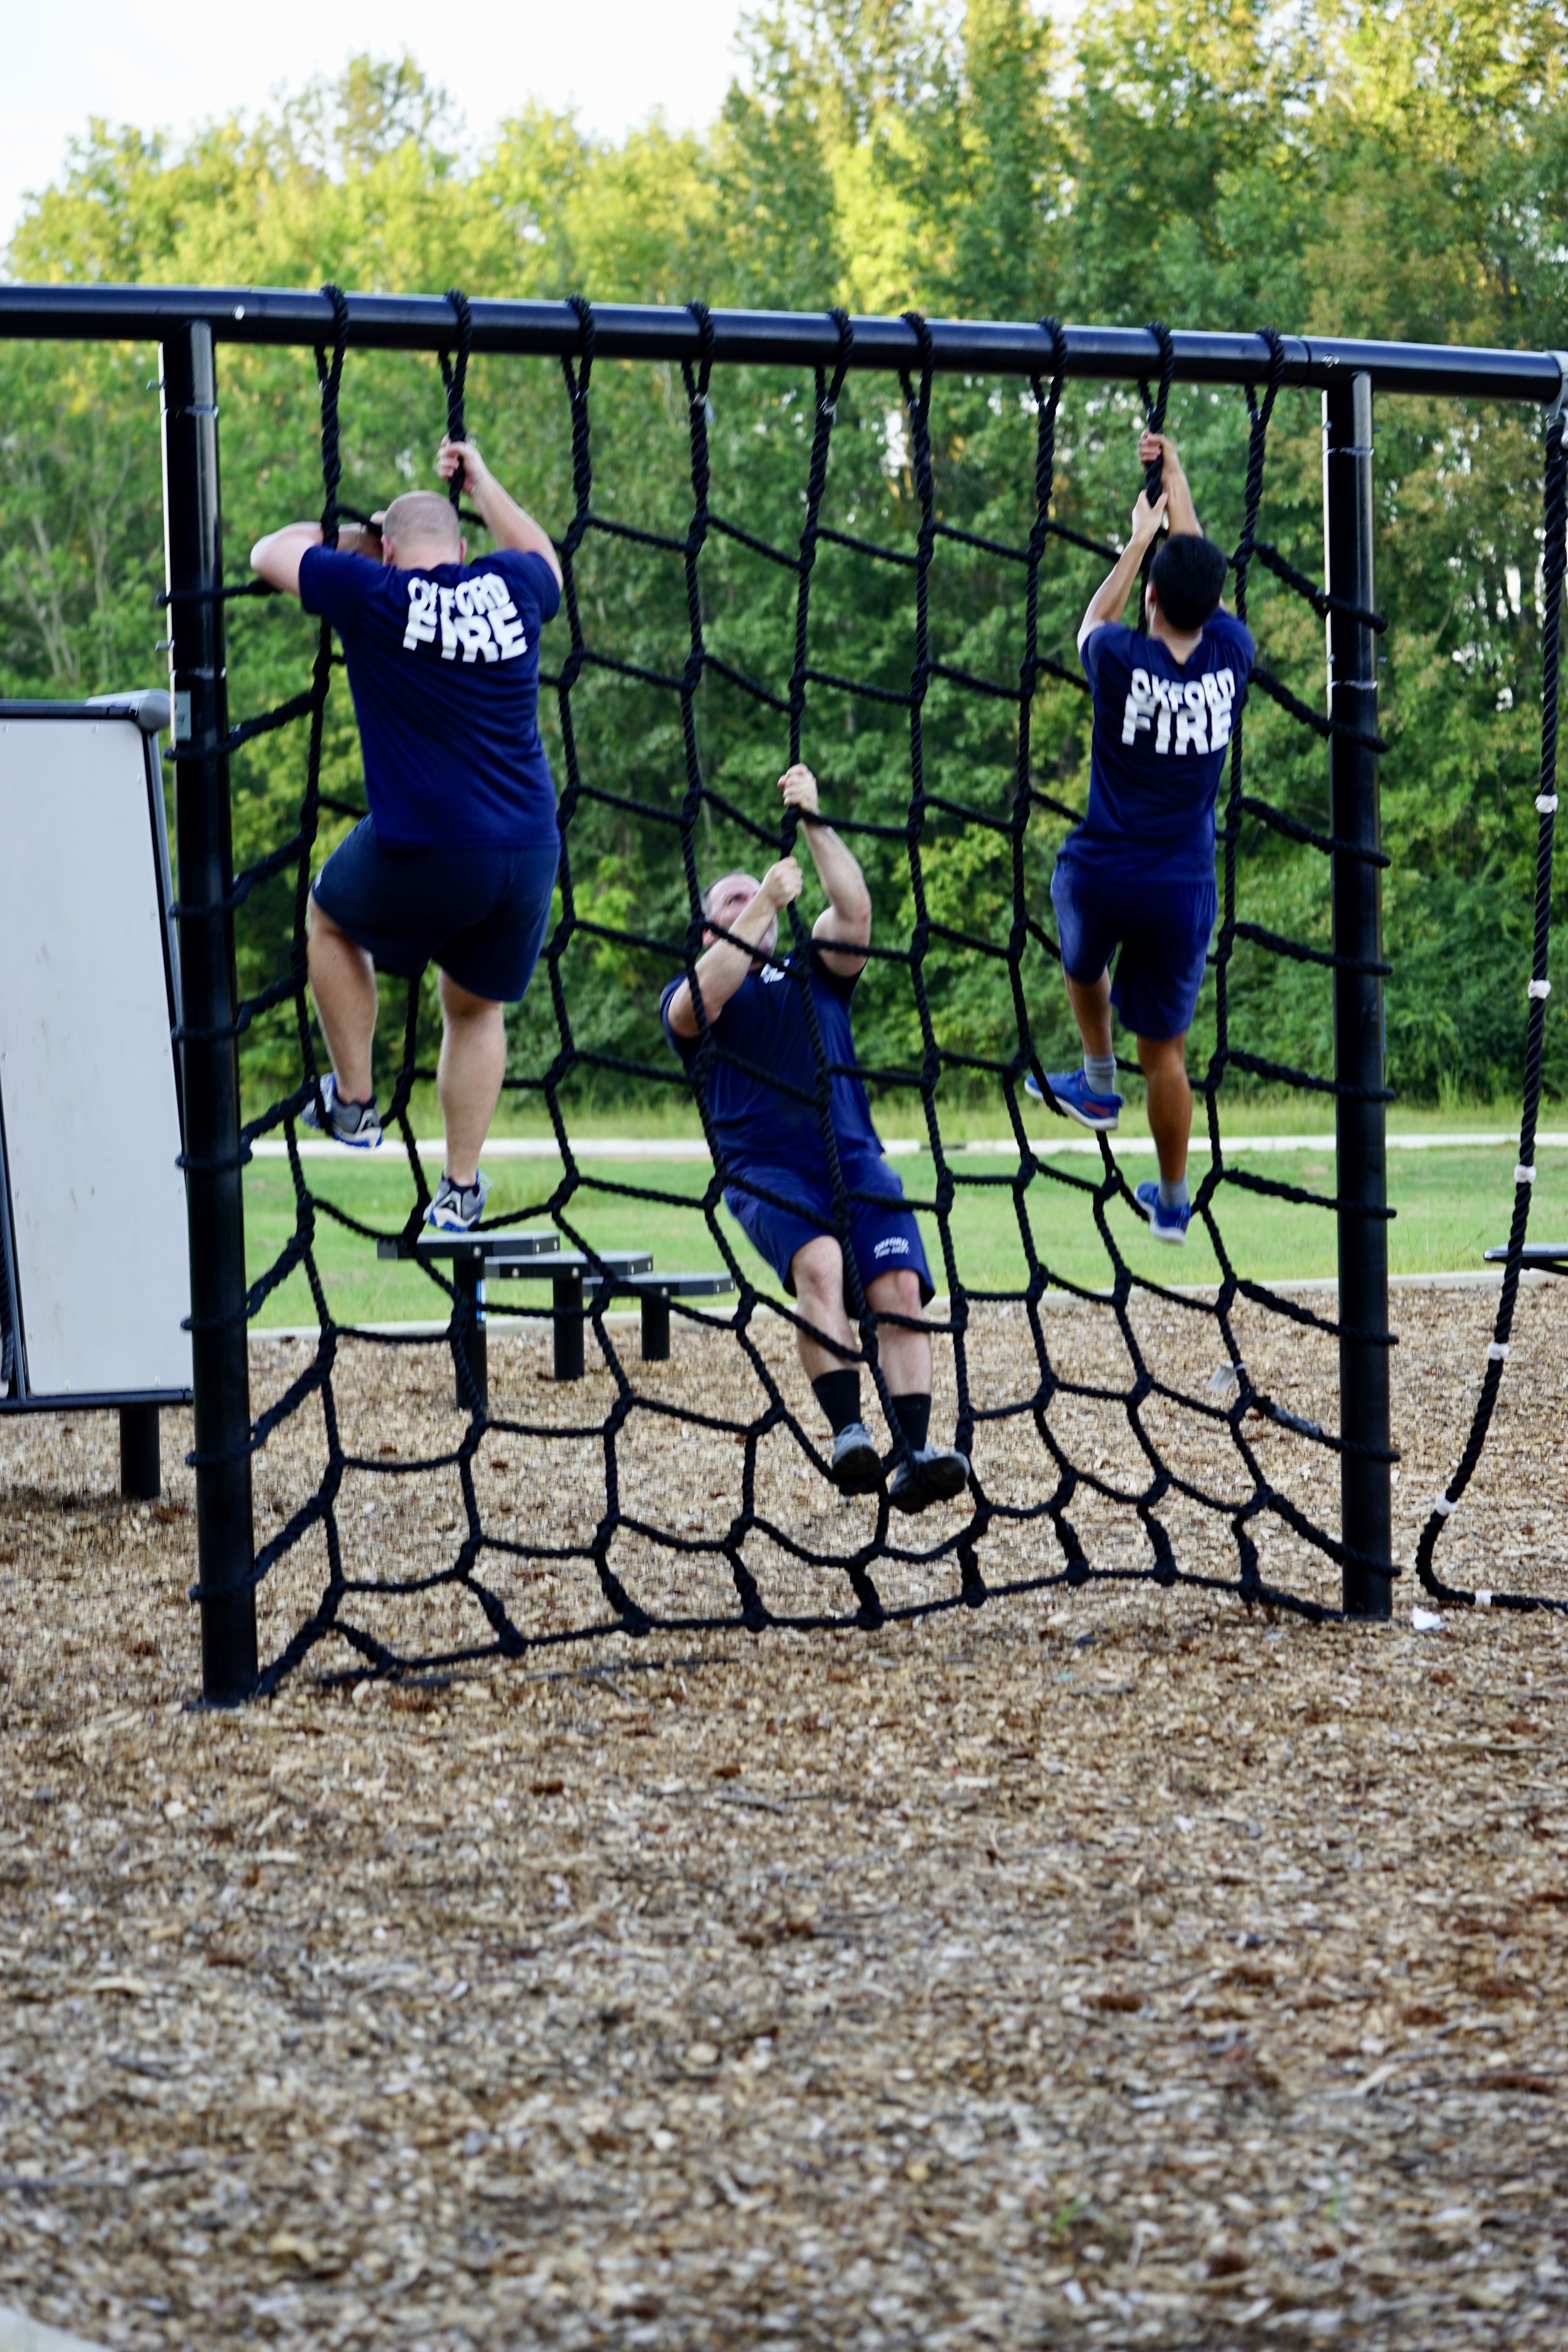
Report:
1,1283,1565,2347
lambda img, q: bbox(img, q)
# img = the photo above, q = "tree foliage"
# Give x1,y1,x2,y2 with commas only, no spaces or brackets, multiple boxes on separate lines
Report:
2,3,1564,1110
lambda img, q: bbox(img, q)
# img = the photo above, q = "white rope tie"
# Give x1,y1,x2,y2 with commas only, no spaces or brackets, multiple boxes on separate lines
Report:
1516,1163,1537,1184
1539,793,1560,814
1486,1340,1510,1361
1527,977,1552,999
1434,1491,1456,1517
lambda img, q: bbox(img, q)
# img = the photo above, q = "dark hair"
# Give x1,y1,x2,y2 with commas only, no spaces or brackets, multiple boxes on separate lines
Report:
1149,533,1227,631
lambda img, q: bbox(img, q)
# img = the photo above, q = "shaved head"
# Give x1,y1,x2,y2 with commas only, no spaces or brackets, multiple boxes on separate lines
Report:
382,490,462,565
701,870,775,962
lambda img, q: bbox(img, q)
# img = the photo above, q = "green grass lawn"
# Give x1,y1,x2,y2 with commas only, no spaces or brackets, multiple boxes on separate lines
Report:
244,1131,1568,1328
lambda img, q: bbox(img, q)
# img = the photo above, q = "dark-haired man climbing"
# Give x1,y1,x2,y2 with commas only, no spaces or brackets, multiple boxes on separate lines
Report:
1031,428,1254,1243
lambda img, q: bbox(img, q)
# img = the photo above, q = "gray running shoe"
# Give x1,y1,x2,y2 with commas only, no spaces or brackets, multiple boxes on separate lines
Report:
301,1073,381,1149
830,1420,882,1495
427,1170,492,1232
888,1444,971,1515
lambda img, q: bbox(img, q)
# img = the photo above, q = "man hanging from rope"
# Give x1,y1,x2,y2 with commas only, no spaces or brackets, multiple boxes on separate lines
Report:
662,766,969,1512
250,436,562,1231
1032,428,1254,1242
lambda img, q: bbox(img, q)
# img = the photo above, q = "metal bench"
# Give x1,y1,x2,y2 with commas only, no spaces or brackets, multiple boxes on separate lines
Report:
377,1228,654,1399
376,1227,563,1401
376,1232,736,1399
588,1268,736,1361
484,1249,654,1383
1483,1242,1568,1276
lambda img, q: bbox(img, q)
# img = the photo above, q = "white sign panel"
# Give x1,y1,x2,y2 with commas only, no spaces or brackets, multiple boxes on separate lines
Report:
0,709,191,1397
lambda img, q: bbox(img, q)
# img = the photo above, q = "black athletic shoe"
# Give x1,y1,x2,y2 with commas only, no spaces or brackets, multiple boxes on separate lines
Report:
830,1421,883,1495
301,1073,382,1149
888,1444,971,1515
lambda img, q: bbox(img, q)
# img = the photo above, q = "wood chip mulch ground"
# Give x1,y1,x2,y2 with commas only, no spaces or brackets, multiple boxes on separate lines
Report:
1,1284,1565,2349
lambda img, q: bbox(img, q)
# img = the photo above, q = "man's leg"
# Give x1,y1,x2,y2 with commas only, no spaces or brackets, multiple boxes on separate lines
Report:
1138,1030,1192,1187
790,1236,881,1490
1064,966,1113,1063
864,1268,931,1399
1044,861,1120,1121
437,971,507,1187
866,1265,933,1454
307,896,378,1103
864,1265,968,1508
790,1236,858,1382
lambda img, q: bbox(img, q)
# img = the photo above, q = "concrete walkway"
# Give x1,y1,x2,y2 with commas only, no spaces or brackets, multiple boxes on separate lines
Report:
0,2307,109,2352
250,1128,1568,1162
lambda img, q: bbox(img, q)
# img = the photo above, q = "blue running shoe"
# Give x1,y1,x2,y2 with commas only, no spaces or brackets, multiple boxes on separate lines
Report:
1135,1179,1190,1245
301,1072,382,1150
1026,1068,1123,1132
427,1170,491,1232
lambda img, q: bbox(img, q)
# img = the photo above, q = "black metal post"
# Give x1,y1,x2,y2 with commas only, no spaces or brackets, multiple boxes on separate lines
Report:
1323,372,1393,1616
641,1291,671,1362
553,1273,585,1382
162,323,257,1700
453,1256,489,1411
119,1404,161,1501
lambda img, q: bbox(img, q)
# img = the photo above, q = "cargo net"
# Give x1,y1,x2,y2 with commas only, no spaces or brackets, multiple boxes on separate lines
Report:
183,290,1564,1690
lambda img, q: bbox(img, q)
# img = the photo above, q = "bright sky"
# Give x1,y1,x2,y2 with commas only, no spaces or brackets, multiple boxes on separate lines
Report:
2,0,751,253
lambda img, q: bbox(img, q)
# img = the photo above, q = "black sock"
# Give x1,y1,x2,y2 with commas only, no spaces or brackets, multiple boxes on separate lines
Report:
812,1370,862,1435
892,1392,931,1453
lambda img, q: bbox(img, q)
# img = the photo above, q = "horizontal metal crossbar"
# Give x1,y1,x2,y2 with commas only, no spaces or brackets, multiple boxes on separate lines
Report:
1,283,1564,400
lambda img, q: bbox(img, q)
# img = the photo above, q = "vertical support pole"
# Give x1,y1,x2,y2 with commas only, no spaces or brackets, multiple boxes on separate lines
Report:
553,1272,585,1382
1323,371,1392,1618
640,1289,671,1362
162,322,257,1701
119,1404,161,1502
453,1255,489,1412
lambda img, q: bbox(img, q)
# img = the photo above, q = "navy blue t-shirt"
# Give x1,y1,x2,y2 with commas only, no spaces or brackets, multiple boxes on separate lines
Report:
299,544,561,850
660,945,882,1170
1062,611,1256,884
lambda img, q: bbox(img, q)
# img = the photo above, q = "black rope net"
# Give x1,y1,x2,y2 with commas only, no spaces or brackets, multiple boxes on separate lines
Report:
179,293,1564,1690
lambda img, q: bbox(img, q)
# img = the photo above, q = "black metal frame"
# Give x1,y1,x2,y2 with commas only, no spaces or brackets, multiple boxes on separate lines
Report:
4,282,1564,1694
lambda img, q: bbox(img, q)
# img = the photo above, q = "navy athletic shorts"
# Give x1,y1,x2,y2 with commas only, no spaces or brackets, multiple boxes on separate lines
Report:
1051,857,1216,1042
312,817,559,1004
724,1148,933,1305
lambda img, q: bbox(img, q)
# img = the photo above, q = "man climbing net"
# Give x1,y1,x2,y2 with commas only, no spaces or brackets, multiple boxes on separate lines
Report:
175,294,1562,1690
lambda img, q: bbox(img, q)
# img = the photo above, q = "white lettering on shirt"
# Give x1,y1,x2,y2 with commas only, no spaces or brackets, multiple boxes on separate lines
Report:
1121,664,1157,746
403,570,531,664
1116,663,1237,760
1173,679,1209,755
402,576,438,650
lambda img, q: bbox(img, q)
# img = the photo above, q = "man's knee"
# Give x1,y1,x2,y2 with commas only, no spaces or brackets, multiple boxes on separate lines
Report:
1137,1031,1187,1076
439,970,502,1023
867,1267,923,1321
790,1236,844,1306
307,892,345,946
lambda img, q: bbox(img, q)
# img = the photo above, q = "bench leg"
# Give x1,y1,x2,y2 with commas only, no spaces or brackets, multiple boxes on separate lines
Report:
641,1291,671,1361
120,1403,161,1501
453,1260,489,1413
553,1273,584,1381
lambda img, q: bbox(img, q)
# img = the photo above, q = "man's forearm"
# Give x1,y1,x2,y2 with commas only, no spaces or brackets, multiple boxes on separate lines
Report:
669,898,778,1034
802,818,869,928
469,471,559,573
1079,542,1145,642
1162,467,1201,537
